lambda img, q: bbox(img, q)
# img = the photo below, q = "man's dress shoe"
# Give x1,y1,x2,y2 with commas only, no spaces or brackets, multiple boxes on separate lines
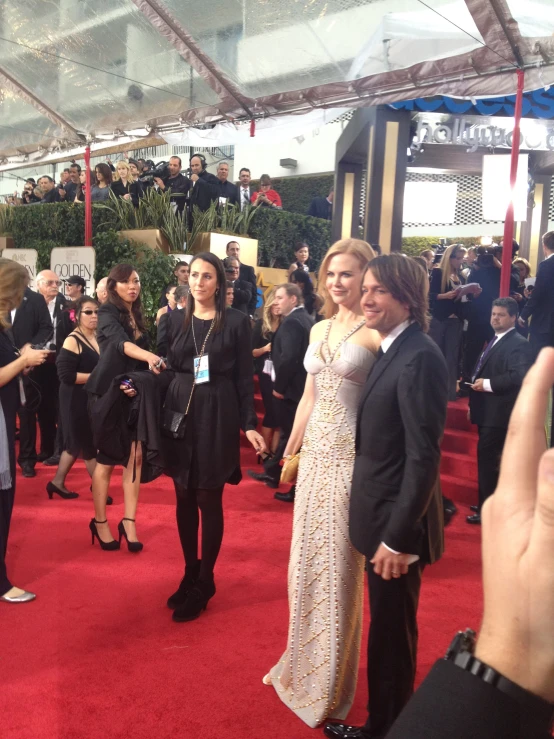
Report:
274,491,295,503
21,463,36,478
466,513,481,524
323,723,368,739
247,470,279,489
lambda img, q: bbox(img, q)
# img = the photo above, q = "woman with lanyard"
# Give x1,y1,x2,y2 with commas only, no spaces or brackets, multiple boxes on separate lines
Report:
162,252,266,622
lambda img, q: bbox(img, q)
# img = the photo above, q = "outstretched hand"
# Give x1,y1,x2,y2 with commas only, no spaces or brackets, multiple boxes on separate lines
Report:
245,430,267,455
475,347,554,702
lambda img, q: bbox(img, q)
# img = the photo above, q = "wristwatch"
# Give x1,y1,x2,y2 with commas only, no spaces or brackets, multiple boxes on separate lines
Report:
446,629,554,730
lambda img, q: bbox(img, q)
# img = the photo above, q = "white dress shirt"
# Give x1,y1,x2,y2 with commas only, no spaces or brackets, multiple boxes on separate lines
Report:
482,326,516,392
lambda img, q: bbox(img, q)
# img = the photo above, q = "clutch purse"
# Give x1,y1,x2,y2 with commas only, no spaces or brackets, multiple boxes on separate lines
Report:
161,408,187,439
280,453,300,484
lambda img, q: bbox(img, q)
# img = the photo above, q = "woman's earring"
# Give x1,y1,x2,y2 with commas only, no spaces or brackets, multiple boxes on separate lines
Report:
216,289,220,297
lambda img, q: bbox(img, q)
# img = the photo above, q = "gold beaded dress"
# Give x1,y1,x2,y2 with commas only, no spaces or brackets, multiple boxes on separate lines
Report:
266,322,376,728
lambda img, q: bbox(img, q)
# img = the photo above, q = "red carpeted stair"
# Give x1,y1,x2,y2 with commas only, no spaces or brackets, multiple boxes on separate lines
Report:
2,396,483,739
441,397,479,507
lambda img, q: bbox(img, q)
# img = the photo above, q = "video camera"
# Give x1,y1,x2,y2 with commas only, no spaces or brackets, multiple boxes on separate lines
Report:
475,245,496,268
139,160,169,183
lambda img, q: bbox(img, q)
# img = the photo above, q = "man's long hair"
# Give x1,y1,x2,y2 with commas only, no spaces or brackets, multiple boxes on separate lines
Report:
366,254,431,332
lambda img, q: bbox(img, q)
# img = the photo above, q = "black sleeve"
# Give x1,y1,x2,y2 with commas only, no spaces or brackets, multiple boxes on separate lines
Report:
233,279,252,306
196,173,220,200
232,315,258,432
384,348,448,553
157,313,169,357
490,341,534,394
428,269,443,310
273,321,305,396
30,294,54,346
98,304,131,355
247,268,258,315
56,346,79,385
251,319,264,350
56,310,74,352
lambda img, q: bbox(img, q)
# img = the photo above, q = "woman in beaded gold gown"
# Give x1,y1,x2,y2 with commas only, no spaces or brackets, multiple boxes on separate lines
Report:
264,239,379,728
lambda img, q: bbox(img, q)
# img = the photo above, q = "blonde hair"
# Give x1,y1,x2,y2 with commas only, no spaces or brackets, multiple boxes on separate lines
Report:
512,257,531,279
113,161,134,182
439,243,465,294
318,238,375,319
0,258,29,330
261,287,281,338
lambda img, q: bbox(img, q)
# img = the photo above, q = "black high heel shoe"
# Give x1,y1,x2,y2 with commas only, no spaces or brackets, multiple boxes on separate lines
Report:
89,518,120,551
172,579,216,622
47,482,79,500
118,518,143,553
167,561,202,609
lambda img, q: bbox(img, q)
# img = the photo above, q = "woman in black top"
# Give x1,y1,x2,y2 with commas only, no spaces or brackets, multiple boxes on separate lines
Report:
110,161,141,206
86,264,163,552
0,258,50,603
252,288,281,454
48,296,100,501
163,252,266,622
290,268,324,319
287,242,310,280
428,244,466,401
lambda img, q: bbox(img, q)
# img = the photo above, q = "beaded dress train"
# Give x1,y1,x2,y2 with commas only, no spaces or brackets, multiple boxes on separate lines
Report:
267,322,375,728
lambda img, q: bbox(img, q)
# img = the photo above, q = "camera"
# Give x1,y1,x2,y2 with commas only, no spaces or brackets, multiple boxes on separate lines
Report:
139,160,169,183
475,246,495,268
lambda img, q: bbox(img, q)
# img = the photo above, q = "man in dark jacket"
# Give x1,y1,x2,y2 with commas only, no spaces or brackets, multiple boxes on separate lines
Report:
226,240,257,316
188,154,219,214
519,230,554,355
155,156,190,213
216,162,239,206
308,188,333,220
37,176,61,203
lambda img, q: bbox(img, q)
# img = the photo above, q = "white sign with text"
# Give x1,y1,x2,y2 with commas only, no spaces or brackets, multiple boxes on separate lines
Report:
1,248,38,290
50,247,96,297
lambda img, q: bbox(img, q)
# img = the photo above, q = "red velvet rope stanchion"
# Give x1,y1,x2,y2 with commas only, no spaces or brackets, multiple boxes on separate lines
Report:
499,69,525,297
84,145,92,247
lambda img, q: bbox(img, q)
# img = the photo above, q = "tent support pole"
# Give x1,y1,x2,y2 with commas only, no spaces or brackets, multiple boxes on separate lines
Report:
500,68,524,297
84,146,92,247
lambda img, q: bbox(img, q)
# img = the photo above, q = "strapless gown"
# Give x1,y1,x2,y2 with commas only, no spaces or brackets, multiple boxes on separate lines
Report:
267,339,376,727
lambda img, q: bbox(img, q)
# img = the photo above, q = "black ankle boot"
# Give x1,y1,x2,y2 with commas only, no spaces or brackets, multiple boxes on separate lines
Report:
167,561,202,610
172,579,216,622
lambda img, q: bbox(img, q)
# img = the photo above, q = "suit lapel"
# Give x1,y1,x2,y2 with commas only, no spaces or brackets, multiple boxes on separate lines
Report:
478,329,516,375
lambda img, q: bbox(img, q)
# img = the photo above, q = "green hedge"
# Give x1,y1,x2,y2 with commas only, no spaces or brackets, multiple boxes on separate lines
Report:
250,174,334,215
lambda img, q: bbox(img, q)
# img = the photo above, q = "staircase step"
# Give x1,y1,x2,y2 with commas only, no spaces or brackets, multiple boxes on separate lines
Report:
440,473,477,507
441,428,478,456
441,450,477,482
446,404,473,432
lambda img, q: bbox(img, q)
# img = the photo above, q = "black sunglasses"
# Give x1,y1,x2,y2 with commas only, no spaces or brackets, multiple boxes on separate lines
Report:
81,310,99,315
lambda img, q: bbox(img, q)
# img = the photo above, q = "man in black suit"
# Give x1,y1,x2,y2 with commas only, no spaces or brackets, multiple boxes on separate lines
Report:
226,240,257,316
37,176,61,204
248,283,313,501
325,254,448,739
519,231,554,355
216,162,239,206
466,297,534,524
8,285,53,477
188,154,219,214
237,167,253,211
308,188,333,220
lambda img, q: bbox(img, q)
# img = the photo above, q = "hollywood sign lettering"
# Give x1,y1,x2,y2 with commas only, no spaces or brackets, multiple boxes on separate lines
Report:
415,118,554,153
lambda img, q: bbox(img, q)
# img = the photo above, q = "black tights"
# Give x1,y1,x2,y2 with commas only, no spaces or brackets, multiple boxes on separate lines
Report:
175,484,224,583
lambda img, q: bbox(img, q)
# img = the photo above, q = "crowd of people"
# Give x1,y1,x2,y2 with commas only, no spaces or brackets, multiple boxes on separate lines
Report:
1,228,554,738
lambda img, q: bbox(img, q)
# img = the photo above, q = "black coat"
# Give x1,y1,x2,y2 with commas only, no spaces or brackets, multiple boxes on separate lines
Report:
189,170,220,212
350,323,448,562
162,173,190,211
110,179,142,207
469,328,534,428
8,287,52,348
85,302,149,397
271,307,313,403
239,263,258,315
520,254,554,340
307,195,332,220
385,658,552,739
217,180,239,206
41,188,61,203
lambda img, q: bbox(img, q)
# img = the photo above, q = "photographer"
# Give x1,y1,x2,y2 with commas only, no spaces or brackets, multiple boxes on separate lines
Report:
154,156,190,213
21,179,40,205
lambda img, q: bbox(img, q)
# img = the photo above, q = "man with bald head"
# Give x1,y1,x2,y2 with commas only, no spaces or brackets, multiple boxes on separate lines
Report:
34,270,68,465
95,277,108,304
217,161,239,206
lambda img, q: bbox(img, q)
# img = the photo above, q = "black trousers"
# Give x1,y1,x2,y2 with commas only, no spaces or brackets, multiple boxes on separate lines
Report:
477,425,507,508
362,561,424,739
263,397,298,482
0,484,15,595
429,317,463,401
463,321,494,382
17,363,58,465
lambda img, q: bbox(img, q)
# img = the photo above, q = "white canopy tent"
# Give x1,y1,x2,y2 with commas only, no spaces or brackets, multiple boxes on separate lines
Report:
0,0,553,168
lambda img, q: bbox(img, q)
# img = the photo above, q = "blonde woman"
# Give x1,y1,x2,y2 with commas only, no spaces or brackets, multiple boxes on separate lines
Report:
263,239,380,728
428,243,466,400
251,288,281,455
110,161,141,206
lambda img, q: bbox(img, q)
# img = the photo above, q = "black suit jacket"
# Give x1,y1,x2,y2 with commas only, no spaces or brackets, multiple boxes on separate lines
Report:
239,263,258,315
307,195,332,220
272,307,313,403
189,170,220,212
218,180,239,206
350,323,448,562
385,659,551,739
469,329,533,428
9,287,53,348
520,254,554,340
41,188,61,204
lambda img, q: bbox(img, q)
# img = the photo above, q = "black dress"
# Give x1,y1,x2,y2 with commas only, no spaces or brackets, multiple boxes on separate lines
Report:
57,334,99,459
251,319,277,428
163,309,258,489
0,331,19,595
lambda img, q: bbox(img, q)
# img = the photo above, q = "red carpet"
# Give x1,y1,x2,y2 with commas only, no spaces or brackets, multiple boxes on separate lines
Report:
3,399,482,739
